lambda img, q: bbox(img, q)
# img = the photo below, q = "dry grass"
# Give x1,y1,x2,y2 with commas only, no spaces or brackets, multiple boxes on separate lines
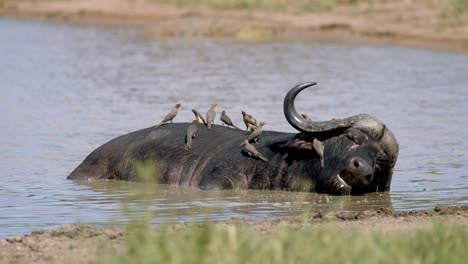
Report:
153,0,377,12
152,0,468,24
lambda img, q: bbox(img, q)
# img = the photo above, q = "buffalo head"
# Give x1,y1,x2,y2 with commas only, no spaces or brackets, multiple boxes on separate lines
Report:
283,82,399,195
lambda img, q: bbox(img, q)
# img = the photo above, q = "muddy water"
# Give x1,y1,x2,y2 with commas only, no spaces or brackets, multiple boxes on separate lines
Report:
0,18,467,238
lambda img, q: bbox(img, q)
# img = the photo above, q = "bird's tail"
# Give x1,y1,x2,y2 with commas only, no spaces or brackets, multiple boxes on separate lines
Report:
207,123,212,129
257,154,269,162
153,122,164,128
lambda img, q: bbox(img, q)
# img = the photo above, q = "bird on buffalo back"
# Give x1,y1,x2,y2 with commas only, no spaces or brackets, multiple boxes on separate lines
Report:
240,121,267,146
241,111,257,131
185,120,199,151
241,139,268,162
206,103,217,129
313,138,325,168
220,110,240,129
154,103,181,127
192,109,207,125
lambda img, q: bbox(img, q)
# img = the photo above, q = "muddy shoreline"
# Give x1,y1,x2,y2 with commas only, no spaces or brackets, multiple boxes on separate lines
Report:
1,205,467,263
2,0,468,52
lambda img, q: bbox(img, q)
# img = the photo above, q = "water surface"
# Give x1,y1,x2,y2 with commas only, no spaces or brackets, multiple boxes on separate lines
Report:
0,18,467,238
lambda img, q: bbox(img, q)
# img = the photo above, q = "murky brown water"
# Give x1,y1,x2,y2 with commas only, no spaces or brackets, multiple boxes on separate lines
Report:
0,18,467,238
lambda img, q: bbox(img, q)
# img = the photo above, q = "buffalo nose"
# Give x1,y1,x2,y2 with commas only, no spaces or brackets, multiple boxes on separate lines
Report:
348,157,374,182
352,159,362,168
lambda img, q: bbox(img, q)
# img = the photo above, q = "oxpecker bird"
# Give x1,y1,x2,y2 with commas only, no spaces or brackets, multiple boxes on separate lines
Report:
206,103,217,129
301,113,312,121
192,109,207,125
241,139,268,162
313,138,325,168
241,111,257,131
220,110,240,129
154,103,181,127
185,120,199,151
241,121,267,146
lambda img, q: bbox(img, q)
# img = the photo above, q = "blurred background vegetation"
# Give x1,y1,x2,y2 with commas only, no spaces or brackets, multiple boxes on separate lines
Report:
1,0,467,25
155,0,367,12
152,0,468,24
101,220,467,264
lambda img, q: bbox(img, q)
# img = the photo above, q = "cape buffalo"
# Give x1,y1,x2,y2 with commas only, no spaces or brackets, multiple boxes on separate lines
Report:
68,82,399,195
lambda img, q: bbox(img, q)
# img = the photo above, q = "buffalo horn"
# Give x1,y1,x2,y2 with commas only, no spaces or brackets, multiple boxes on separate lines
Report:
283,82,373,133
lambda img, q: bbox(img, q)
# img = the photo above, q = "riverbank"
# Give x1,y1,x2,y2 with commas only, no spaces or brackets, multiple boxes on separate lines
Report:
1,0,468,52
1,205,467,263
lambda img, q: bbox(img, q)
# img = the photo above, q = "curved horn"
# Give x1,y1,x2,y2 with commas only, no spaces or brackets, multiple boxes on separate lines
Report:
283,82,373,133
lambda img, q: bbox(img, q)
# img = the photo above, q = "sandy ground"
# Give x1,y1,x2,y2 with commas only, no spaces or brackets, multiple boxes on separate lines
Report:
1,0,468,52
0,205,467,263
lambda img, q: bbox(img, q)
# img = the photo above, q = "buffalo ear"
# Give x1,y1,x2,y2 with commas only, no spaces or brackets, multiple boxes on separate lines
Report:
287,138,314,150
344,128,369,145
287,137,325,167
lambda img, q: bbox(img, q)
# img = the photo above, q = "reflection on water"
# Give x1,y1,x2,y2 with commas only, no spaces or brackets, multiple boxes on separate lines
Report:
74,181,393,223
0,18,467,238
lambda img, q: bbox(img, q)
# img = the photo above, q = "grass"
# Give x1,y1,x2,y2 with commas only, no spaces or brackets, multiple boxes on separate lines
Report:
436,0,468,25
2,0,467,26
98,220,467,264
152,0,468,25
153,0,382,13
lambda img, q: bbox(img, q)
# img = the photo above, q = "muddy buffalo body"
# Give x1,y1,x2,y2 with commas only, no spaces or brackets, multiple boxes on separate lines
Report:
68,83,399,195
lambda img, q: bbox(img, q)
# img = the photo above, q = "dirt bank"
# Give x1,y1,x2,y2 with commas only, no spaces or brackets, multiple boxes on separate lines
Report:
1,0,468,52
1,205,467,263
